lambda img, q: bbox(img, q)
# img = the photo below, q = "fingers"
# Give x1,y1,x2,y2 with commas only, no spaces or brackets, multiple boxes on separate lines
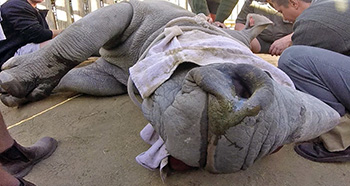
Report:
213,21,227,28
206,15,213,23
249,16,255,27
205,16,227,28
269,45,283,56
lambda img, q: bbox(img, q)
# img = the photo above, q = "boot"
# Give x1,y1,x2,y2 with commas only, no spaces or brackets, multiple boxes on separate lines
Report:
294,141,350,162
17,177,36,186
0,137,58,177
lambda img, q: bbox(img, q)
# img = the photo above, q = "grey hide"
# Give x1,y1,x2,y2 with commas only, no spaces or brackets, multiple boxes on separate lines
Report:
0,0,341,174
142,63,340,173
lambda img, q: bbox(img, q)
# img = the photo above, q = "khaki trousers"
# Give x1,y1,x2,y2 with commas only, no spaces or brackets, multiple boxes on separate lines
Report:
320,113,350,152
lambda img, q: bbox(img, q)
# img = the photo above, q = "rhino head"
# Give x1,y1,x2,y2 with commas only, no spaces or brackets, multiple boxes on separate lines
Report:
141,62,340,173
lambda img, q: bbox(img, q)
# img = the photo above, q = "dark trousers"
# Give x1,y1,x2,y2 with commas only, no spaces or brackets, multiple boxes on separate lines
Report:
278,45,350,116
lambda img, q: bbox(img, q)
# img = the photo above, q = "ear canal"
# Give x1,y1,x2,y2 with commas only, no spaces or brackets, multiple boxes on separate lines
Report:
290,0,298,8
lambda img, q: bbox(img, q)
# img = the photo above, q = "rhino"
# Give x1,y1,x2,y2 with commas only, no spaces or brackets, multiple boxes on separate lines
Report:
0,0,340,173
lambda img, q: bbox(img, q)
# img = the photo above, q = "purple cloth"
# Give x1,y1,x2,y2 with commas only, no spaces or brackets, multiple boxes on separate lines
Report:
136,123,169,171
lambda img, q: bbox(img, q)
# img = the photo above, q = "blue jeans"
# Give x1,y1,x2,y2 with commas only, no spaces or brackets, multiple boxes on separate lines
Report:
278,45,350,116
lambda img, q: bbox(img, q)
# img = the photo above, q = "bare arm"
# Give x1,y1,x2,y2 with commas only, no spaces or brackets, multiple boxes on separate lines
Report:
51,29,63,38
269,33,293,56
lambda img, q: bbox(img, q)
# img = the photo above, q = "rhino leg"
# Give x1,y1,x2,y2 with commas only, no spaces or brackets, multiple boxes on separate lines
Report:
54,58,128,96
0,3,133,105
0,94,29,107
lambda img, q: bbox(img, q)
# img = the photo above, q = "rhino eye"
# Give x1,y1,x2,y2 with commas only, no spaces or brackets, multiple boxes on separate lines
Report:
264,71,273,79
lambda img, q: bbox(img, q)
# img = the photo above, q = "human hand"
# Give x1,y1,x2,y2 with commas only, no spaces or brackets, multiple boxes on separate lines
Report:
213,21,227,28
269,34,293,56
52,29,63,38
206,15,213,23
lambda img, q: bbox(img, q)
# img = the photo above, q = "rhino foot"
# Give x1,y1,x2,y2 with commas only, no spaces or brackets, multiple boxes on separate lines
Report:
0,50,77,106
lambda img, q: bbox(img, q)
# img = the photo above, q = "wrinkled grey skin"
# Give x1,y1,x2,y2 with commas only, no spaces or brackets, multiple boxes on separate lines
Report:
142,63,339,173
0,2,134,105
0,0,340,173
0,0,270,106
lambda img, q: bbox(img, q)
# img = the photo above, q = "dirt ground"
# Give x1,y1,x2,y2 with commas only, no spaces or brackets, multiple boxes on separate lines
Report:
3,54,350,186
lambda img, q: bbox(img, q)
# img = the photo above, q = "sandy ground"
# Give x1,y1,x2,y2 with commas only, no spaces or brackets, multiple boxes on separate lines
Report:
2,54,350,186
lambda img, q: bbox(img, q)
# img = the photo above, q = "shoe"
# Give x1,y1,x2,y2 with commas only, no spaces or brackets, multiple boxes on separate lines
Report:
294,141,350,162
17,177,36,186
0,137,58,177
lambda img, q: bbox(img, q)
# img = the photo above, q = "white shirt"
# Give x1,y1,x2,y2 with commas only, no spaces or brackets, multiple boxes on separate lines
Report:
0,25,5,41
0,11,5,41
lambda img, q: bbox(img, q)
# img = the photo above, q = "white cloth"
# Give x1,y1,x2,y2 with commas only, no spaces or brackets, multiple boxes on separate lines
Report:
129,26,295,99
0,10,5,41
0,22,5,41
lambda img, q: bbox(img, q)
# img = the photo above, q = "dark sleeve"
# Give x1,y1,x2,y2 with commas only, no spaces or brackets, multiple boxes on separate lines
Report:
235,0,253,24
215,0,238,22
292,20,346,54
3,3,52,44
188,0,210,15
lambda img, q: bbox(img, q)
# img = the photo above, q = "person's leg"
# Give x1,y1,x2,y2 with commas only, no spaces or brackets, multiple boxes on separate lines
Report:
0,167,35,186
319,113,350,152
255,37,271,54
0,112,15,152
0,167,21,186
206,0,219,14
0,111,58,177
279,45,350,162
0,113,36,185
0,115,22,186
278,45,350,116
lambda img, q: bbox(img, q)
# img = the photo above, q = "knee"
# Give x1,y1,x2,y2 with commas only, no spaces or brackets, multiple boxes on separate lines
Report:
278,46,307,74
